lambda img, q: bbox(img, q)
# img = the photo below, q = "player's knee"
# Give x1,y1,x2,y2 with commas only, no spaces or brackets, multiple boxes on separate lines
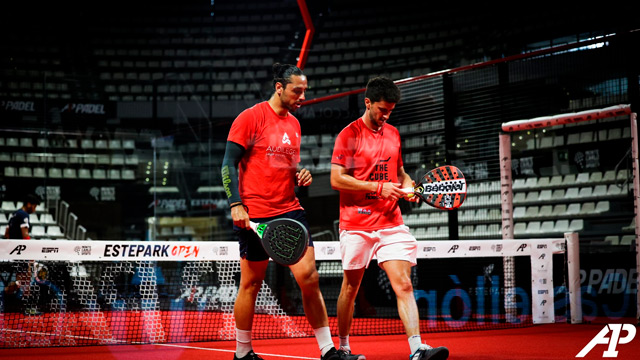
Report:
297,269,320,290
392,278,414,295
239,278,262,293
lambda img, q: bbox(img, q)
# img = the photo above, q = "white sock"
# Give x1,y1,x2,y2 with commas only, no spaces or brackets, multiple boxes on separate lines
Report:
313,326,334,356
236,328,252,358
339,335,350,350
408,335,422,354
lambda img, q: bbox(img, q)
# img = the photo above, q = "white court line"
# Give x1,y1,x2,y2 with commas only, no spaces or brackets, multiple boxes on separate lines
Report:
156,343,319,359
0,329,318,360
1,329,317,360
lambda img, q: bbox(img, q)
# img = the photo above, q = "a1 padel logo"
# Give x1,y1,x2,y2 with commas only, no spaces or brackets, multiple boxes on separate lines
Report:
576,324,636,358
282,132,291,145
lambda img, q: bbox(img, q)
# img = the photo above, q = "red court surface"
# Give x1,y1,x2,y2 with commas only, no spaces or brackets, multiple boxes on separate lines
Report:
2,322,639,360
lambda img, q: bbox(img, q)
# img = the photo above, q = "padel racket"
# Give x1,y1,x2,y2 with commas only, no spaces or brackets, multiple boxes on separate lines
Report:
249,218,309,265
402,165,467,210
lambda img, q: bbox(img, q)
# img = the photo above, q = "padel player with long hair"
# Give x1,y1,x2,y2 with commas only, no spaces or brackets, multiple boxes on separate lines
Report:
331,77,449,360
221,63,362,360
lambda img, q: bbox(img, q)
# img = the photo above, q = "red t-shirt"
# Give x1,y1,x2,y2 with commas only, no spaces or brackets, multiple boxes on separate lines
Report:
227,101,303,218
331,118,405,231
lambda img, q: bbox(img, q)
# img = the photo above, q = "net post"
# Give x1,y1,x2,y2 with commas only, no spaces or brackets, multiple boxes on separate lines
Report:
564,231,582,324
499,133,514,239
630,111,640,325
498,133,517,321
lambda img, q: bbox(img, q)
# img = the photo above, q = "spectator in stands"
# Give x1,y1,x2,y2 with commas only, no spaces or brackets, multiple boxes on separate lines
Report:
330,77,449,360
221,63,361,360
4,194,40,239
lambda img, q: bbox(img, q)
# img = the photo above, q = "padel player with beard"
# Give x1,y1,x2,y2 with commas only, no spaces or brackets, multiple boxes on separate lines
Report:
222,63,362,360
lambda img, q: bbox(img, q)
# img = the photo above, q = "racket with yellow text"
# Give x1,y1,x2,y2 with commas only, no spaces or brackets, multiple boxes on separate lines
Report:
249,218,309,265
402,165,467,210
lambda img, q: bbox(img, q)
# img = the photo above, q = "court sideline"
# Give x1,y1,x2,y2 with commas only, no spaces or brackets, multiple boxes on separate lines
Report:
2,322,638,359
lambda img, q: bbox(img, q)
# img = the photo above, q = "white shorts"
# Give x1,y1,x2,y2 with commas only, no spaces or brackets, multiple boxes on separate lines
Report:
339,225,418,270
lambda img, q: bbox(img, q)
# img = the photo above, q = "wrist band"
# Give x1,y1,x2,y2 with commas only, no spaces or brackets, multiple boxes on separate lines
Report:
230,202,244,209
376,182,384,197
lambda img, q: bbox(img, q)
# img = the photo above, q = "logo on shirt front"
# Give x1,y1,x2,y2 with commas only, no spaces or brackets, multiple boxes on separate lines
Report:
282,132,291,145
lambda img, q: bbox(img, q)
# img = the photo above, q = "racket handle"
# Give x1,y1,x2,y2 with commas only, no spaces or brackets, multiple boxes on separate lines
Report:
249,221,258,233
400,187,415,198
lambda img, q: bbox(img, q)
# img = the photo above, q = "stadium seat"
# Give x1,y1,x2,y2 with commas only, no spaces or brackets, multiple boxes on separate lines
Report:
579,202,596,214
93,169,106,179
564,187,579,199
48,168,62,178
540,221,554,233
589,172,603,183
538,190,552,201
108,169,121,180
524,191,539,203
513,207,525,219
78,168,92,179
18,167,32,177
595,201,610,213
569,219,584,232
47,225,64,238
592,185,607,197
538,205,553,217
607,184,623,196
549,175,563,187
4,167,16,177
63,168,77,179
554,219,569,232
81,139,94,149
40,213,56,225
29,214,40,225
578,187,593,198
33,167,46,178
525,221,541,234
537,177,550,188
514,223,527,235
473,224,488,237
620,235,634,245
552,204,567,216
603,235,619,245
31,225,46,238
566,203,581,215
575,173,590,183
602,170,616,182
524,206,539,218
524,177,537,188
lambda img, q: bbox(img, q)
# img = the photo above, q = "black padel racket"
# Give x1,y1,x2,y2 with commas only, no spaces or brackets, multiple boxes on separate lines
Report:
402,165,467,210
249,218,309,265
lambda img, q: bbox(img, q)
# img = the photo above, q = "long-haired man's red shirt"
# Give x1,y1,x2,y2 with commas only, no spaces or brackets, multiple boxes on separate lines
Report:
227,101,303,218
332,117,405,231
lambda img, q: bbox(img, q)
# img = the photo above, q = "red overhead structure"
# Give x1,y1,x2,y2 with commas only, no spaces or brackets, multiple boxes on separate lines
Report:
296,0,314,70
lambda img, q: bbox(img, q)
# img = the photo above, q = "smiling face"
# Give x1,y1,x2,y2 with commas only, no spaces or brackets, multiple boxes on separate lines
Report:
275,74,307,113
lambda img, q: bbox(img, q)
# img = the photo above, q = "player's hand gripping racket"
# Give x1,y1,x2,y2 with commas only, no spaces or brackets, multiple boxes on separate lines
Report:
402,165,467,210
249,218,309,265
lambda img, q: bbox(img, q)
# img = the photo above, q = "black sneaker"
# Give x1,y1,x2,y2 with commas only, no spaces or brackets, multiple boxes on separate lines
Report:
410,344,449,360
234,350,264,360
338,347,367,360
